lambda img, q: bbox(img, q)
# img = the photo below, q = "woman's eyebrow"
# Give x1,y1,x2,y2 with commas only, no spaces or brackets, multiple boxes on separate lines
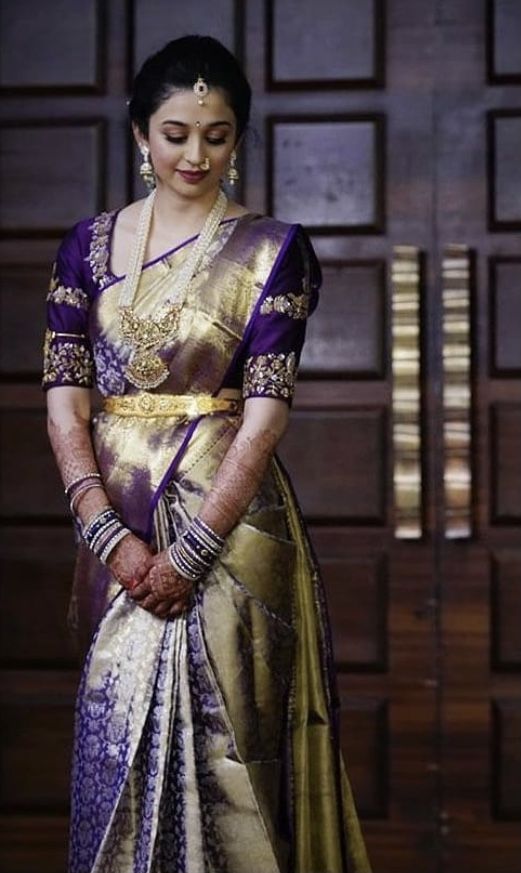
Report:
160,119,233,128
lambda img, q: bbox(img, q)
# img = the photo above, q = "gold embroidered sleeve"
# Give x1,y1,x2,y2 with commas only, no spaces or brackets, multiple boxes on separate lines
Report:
259,291,309,319
242,351,297,401
42,329,94,389
46,266,90,311
88,212,114,288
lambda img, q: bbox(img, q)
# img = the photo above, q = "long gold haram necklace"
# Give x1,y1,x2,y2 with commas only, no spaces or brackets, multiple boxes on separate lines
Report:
118,188,228,389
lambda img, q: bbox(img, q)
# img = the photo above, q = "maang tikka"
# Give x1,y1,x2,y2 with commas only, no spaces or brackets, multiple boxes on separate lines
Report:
193,75,209,105
139,145,156,190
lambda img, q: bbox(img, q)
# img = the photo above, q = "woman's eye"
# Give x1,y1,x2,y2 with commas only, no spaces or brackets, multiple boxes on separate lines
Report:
164,135,227,146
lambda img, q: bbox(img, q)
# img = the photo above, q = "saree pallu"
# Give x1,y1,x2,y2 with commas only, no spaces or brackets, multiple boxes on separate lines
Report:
43,211,371,873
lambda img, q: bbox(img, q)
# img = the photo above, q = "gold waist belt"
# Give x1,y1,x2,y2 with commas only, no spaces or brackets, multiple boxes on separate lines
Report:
103,392,242,419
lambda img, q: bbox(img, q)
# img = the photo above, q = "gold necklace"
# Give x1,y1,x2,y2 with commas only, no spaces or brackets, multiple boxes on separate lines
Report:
118,189,228,389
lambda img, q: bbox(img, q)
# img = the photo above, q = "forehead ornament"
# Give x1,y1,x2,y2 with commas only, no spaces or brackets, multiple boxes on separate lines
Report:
194,75,209,105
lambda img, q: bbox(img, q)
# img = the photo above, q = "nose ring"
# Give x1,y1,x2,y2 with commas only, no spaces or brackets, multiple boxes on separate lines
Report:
199,157,210,171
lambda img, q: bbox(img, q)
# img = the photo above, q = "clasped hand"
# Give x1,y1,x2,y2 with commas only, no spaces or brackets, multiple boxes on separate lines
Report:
108,534,193,618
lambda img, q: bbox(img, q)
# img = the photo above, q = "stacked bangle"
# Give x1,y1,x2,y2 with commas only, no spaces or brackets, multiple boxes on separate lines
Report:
168,516,225,581
82,507,130,564
65,473,103,513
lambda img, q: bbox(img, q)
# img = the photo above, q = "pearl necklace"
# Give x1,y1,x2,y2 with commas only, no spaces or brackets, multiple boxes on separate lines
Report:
119,187,228,389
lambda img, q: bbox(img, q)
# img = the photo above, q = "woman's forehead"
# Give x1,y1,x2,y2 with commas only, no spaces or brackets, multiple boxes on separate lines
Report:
152,87,235,125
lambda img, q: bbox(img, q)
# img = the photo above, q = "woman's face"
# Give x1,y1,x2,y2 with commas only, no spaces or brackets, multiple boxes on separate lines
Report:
136,86,237,200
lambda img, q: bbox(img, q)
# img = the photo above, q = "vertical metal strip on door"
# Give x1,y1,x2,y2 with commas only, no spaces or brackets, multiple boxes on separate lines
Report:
442,245,472,538
391,246,423,539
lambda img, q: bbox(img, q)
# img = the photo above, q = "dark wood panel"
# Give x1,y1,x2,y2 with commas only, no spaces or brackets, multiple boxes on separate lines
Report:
489,257,521,376
0,527,76,668
0,702,72,813
490,403,521,524
0,410,66,520
279,408,387,523
266,0,384,89
0,0,105,94
267,115,386,234
486,0,521,84
338,687,388,819
323,552,387,671
491,698,521,819
301,260,386,378
133,0,241,71
442,545,521,871
491,551,521,671
0,265,49,378
0,815,68,873
487,111,521,231
0,120,106,237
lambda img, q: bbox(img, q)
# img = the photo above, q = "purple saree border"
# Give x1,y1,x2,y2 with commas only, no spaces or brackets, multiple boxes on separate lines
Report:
144,418,201,542
143,221,299,545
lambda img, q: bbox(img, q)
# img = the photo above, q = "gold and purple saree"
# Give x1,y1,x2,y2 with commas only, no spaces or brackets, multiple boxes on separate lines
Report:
43,208,371,873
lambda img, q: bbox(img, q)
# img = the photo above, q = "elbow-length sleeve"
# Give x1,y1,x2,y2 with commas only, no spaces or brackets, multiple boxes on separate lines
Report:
42,224,94,391
242,224,321,405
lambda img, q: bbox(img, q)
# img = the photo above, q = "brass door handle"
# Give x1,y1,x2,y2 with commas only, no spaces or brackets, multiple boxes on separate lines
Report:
392,246,423,539
442,245,472,539
391,244,473,540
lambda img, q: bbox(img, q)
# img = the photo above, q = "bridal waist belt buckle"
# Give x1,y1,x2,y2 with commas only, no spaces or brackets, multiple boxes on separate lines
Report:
103,392,243,420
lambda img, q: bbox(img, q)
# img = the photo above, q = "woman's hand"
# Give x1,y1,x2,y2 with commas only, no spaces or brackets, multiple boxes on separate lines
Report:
130,550,194,618
106,532,154,591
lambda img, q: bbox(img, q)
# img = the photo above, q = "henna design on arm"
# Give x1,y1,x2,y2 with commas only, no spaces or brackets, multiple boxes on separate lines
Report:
47,413,109,526
46,389,153,589
198,397,289,538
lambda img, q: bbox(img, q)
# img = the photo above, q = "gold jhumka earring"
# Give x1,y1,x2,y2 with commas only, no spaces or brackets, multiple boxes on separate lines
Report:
227,149,239,185
139,145,155,190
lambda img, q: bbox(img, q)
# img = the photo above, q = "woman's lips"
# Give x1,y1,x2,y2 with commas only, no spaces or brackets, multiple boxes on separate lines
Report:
177,170,207,184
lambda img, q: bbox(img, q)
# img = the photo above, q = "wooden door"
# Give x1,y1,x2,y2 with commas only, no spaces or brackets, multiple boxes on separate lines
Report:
435,3,521,870
1,2,520,873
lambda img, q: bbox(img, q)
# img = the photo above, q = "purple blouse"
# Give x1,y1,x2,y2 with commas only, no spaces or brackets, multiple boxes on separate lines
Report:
42,210,322,405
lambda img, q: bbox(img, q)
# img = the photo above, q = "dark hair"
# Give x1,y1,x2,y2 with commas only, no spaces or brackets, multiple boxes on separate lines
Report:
129,35,251,142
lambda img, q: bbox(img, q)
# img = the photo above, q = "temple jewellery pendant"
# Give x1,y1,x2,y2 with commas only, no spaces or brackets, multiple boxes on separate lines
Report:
120,304,182,390
125,350,169,389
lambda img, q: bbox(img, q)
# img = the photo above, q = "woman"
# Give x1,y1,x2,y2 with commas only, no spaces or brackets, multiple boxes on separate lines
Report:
43,35,371,873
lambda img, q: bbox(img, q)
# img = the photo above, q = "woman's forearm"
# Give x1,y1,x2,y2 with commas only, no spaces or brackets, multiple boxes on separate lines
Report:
197,427,279,537
197,398,289,538
47,405,109,526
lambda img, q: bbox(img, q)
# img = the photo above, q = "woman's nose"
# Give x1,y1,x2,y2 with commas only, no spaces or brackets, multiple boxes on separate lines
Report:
185,135,205,165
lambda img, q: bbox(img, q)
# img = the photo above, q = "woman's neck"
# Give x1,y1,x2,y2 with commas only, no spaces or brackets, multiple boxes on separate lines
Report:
152,184,223,235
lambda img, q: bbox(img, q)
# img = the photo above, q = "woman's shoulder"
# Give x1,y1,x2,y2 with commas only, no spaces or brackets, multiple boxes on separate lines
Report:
243,213,318,265
58,207,117,259
239,212,307,254
247,211,299,233
56,206,120,290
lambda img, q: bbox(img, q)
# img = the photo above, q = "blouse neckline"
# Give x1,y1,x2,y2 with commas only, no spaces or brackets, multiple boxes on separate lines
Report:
104,209,253,288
